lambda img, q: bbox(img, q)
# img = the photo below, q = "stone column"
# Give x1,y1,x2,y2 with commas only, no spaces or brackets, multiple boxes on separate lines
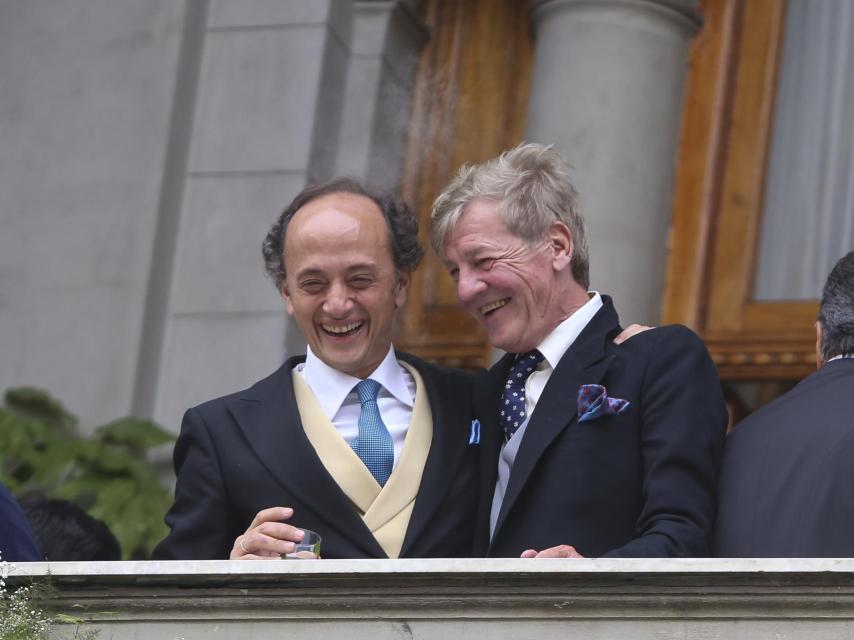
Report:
334,1,428,191
525,0,701,325
147,0,355,430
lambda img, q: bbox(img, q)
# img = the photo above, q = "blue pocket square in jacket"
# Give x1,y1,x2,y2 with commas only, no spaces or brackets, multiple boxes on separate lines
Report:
577,384,630,423
469,419,481,445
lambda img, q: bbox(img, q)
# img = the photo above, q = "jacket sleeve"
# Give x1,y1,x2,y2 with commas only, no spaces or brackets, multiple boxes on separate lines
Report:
151,406,242,559
0,482,43,561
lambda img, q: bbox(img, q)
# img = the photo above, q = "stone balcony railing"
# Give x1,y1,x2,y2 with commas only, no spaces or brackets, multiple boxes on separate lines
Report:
8,558,854,638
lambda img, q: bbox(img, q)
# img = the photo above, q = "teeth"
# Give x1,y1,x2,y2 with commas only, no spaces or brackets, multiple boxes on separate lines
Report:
480,299,509,315
323,321,363,334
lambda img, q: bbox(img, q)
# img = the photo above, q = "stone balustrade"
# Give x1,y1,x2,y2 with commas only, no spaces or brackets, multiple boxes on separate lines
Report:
7,558,854,638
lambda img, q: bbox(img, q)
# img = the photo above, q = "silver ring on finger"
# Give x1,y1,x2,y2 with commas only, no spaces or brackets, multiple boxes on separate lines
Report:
239,537,249,554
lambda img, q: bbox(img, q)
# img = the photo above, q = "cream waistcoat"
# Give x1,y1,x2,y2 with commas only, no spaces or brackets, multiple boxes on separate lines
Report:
291,362,433,558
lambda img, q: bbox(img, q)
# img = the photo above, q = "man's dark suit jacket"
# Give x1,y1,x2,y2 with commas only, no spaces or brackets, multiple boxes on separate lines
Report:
153,353,477,559
714,358,854,557
473,296,727,558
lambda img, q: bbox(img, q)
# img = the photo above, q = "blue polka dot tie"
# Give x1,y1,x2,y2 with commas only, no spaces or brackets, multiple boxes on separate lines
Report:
501,350,545,440
351,379,394,487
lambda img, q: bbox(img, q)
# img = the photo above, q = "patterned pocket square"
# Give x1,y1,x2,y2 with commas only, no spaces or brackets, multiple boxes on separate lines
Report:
577,384,630,423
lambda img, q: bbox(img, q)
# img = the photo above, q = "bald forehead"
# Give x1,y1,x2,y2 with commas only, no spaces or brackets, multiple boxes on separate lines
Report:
293,191,384,227
284,191,394,269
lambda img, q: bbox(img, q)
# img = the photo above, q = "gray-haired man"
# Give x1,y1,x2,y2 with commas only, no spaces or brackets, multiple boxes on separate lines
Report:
431,143,728,558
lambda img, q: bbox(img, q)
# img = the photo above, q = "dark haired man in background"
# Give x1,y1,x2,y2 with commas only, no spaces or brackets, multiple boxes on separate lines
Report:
715,250,854,557
19,494,121,561
154,178,477,560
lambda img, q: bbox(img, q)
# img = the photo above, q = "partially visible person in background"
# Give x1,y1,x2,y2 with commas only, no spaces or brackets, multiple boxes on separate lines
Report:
0,481,41,561
715,250,854,557
19,494,121,561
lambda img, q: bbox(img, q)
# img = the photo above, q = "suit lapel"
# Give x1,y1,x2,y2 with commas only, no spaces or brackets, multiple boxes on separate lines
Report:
227,357,385,557
398,356,469,556
472,355,512,553
489,299,621,545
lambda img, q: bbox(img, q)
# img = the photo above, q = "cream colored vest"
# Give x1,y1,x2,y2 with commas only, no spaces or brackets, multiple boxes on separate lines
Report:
291,362,433,558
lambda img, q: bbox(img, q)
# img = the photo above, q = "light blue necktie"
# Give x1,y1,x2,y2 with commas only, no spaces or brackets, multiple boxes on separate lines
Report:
351,379,393,486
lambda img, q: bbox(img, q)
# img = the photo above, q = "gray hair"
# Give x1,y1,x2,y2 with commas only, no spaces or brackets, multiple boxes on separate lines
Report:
818,250,854,362
429,143,589,289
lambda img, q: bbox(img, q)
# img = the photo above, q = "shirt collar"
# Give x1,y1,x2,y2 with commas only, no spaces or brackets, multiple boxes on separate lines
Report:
535,291,603,370
300,344,414,418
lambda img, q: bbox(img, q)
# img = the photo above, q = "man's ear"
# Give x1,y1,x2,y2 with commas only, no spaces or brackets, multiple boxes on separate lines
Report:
394,270,411,309
549,221,573,271
815,320,824,369
280,280,295,316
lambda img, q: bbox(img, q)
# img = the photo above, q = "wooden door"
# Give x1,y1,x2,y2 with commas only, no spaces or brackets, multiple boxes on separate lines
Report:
396,0,533,369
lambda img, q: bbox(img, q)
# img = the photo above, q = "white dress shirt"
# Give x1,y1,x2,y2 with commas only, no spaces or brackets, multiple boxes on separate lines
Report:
490,292,603,538
294,345,415,468
523,292,604,417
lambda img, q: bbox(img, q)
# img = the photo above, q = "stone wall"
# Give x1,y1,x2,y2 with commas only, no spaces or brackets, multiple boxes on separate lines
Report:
0,1,422,433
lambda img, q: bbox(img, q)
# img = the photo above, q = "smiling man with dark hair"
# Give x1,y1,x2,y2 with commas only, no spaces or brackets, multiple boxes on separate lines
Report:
154,178,477,560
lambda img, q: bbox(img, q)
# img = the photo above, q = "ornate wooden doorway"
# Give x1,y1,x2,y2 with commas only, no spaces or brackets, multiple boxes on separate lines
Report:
395,0,533,369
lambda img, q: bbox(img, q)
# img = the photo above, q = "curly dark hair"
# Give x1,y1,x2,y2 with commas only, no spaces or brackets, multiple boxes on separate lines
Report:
818,250,854,362
262,177,424,288
19,493,121,561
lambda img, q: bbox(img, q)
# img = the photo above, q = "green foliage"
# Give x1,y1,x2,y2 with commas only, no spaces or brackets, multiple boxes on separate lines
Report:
0,388,175,560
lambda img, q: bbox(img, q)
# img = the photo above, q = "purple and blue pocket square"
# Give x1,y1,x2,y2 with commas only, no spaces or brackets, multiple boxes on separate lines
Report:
577,384,630,423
